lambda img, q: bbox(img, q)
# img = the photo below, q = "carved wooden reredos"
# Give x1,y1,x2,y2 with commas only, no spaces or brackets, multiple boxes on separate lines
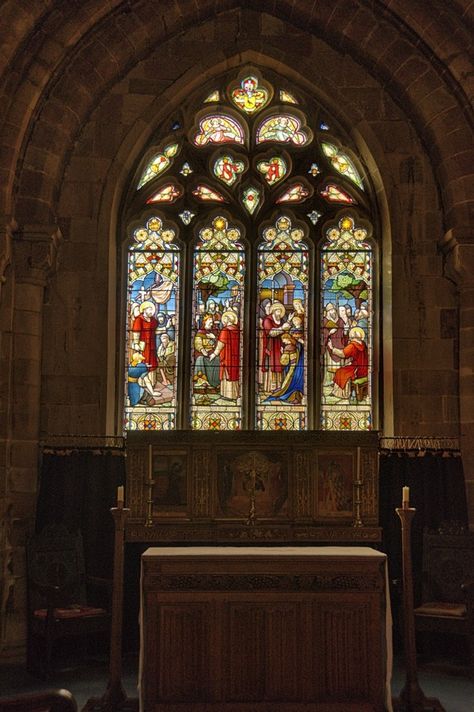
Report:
126,431,380,543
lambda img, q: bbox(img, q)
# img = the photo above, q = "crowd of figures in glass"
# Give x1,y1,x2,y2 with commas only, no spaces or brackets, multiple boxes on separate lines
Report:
124,217,179,430
257,216,308,430
125,68,373,431
191,216,245,430
320,216,372,430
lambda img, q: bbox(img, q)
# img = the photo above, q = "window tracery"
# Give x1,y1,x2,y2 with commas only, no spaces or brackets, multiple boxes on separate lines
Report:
124,69,375,432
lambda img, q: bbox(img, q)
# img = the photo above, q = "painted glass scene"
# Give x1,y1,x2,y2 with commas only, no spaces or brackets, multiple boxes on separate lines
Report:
124,217,179,430
191,216,245,430
320,215,372,430
256,216,308,431
256,114,310,146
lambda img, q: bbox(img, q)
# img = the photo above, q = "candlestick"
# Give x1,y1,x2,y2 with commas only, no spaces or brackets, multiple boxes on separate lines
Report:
402,485,410,509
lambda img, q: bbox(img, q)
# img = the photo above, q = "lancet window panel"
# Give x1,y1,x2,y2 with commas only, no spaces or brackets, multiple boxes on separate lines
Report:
123,68,377,432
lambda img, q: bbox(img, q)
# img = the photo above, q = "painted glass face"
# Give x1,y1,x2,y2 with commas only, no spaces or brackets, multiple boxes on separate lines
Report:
124,217,180,431
256,216,308,431
320,215,372,431
191,216,245,431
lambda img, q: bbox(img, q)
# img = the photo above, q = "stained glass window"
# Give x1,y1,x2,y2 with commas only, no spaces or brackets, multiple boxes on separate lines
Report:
124,217,180,431
256,216,308,431
231,75,269,114
321,183,355,204
137,143,180,189
256,114,311,146
321,142,364,189
320,215,372,431
125,69,377,433
191,216,245,431
193,115,244,146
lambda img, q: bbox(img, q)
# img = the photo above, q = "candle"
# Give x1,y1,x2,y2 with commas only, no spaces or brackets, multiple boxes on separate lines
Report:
148,444,153,482
356,447,361,481
402,486,410,508
117,485,124,508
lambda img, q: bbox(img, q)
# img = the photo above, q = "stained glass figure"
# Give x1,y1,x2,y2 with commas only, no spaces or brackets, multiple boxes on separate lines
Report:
180,162,193,176
320,215,372,431
124,216,180,431
256,114,310,146
137,143,180,189
193,115,244,146
280,90,297,104
213,155,245,186
256,156,287,185
179,210,195,225
307,210,322,225
321,183,355,204
322,143,364,189
242,186,261,214
146,183,182,204
231,75,269,114
191,216,245,430
308,163,320,177
192,185,227,202
256,216,308,431
275,183,310,204
204,90,220,103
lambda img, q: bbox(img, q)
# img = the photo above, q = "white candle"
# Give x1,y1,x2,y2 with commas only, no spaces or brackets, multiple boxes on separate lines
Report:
117,485,124,508
402,486,410,508
356,447,361,481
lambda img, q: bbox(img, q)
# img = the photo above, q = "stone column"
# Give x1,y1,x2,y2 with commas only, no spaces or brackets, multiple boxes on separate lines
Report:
441,227,474,528
0,221,62,661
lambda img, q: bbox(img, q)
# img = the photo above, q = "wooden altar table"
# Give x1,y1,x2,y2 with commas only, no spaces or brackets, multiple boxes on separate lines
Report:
140,546,393,712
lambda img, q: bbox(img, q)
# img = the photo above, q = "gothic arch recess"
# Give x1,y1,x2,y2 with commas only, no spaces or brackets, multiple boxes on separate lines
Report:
118,65,386,433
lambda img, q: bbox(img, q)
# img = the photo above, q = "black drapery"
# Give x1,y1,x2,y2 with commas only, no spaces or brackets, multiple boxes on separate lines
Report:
379,451,468,605
36,448,126,578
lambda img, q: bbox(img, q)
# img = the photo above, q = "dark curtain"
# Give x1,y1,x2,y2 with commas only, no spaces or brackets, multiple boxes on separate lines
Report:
36,449,126,578
379,452,468,606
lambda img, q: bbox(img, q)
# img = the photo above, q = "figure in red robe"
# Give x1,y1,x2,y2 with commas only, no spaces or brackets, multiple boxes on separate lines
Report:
328,327,368,399
209,310,240,400
131,301,158,372
261,302,290,393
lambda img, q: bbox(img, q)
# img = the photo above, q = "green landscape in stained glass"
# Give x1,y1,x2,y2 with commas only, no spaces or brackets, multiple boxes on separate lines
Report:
125,217,180,431
320,215,372,431
191,216,245,431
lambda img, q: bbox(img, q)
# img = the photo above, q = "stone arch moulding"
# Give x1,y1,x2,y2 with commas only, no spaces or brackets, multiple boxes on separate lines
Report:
5,3,472,233
93,53,395,434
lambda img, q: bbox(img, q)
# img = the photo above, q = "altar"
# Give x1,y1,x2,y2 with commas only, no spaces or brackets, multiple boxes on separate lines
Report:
140,546,393,711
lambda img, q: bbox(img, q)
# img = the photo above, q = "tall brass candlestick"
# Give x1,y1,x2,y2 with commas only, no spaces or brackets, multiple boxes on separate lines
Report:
393,496,445,712
83,504,138,711
145,445,154,527
352,447,364,527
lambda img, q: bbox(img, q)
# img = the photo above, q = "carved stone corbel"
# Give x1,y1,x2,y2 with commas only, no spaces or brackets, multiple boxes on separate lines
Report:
439,227,474,287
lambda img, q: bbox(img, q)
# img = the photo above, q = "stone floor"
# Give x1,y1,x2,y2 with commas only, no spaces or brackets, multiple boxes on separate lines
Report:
0,651,473,711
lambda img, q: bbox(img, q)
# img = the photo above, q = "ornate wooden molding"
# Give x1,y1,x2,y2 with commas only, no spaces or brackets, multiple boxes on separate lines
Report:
0,219,14,303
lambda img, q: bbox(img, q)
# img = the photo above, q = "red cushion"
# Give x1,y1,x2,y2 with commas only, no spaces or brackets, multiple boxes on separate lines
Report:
33,605,106,620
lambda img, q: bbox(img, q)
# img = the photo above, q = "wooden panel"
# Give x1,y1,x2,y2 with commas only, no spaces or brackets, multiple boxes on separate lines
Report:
150,600,212,703
225,603,266,701
265,603,303,701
